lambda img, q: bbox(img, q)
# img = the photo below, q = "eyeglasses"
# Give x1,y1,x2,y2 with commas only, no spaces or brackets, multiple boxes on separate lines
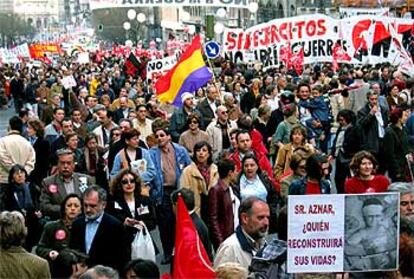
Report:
221,111,228,114
121,179,135,185
190,120,199,124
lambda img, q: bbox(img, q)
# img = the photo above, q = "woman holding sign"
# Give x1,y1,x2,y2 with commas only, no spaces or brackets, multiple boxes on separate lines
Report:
345,151,390,194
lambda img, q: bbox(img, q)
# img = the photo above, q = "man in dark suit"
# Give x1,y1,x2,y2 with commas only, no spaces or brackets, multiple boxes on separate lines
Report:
70,185,129,272
112,96,132,124
197,85,219,127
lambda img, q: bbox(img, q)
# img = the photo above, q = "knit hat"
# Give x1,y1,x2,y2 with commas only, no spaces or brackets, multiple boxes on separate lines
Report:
181,92,193,103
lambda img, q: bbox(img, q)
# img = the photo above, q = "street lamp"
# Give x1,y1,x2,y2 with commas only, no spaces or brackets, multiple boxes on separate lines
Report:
137,13,146,23
127,9,137,20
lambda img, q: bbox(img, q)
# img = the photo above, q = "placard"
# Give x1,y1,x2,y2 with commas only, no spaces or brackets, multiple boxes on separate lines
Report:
287,193,399,273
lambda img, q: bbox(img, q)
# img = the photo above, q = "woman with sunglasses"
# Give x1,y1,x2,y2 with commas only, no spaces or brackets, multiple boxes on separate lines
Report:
107,168,156,255
289,153,331,195
236,152,279,232
178,113,209,157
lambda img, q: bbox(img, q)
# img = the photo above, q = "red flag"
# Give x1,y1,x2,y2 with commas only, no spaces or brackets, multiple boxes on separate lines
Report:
291,47,304,75
279,43,292,68
173,196,216,279
332,41,352,72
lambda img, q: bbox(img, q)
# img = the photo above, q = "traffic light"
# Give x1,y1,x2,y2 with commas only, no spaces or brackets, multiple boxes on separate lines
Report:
98,24,103,32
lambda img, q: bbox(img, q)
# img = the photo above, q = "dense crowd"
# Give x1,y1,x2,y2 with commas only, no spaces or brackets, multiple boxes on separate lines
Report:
0,54,414,279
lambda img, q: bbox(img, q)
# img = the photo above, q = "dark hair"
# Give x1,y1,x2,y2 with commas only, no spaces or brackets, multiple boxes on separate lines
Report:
217,159,236,179
289,152,308,171
171,188,195,211
298,82,311,93
362,197,383,208
85,133,98,146
27,118,45,138
337,109,356,125
53,107,65,115
136,104,147,111
123,128,140,141
186,113,201,126
238,196,266,220
8,164,27,184
305,154,328,180
60,193,82,219
350,150,377,176
19,109,28,118
84,185,107,203
9,116,23,133
118,118,132,127
237,114,253,131
124,259,160,279
289,125,307,143
389,107,404,125
240,152,262,176
64,132,78,144
236,129,251,144
110,168,142,198
192,141,213,165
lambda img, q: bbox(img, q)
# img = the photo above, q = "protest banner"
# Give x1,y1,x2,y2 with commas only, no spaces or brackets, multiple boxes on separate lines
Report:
90,0,250,10
223,14,414,73
146,54,178,83
287,193,399,273
339,7,389,18
29,43,62,59
0,43,31,64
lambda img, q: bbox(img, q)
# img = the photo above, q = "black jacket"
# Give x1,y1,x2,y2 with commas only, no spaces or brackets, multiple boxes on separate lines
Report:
70,213,129,271
29,138,51,187
383,124,411,182
357,103,388,154
196,98,216,127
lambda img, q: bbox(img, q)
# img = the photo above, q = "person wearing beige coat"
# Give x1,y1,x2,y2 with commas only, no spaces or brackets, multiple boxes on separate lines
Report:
0,122,36,185
179,141,219,220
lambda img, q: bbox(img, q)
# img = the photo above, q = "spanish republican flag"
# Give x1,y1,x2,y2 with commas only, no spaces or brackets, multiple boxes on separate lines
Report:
155,35,212,106
173,196,216,278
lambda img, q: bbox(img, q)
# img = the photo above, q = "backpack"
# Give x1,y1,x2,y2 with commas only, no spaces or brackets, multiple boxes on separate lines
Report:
248,239,292,279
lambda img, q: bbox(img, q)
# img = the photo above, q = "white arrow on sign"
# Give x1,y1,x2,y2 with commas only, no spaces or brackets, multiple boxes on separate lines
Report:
207,44,217,55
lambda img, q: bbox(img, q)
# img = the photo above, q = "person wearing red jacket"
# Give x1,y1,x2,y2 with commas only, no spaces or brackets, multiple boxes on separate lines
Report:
228,130,275,187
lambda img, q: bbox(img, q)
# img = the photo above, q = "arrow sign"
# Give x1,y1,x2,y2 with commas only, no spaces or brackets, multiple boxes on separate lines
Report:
204,41,221,59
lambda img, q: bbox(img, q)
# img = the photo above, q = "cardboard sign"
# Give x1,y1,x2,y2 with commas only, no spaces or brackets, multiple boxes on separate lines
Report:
287,193,399,273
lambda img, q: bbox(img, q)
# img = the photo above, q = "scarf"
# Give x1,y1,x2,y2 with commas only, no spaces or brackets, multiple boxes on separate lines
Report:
12,183,33,211
197,164,211,186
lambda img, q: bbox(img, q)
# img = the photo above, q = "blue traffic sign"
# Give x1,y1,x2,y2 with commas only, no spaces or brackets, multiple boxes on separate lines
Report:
204,41,221,59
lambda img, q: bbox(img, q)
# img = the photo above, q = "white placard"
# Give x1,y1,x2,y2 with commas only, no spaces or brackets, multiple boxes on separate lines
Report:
287,193,399,273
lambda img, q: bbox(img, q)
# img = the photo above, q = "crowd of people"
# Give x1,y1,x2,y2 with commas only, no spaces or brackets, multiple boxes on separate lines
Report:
0,53,414,279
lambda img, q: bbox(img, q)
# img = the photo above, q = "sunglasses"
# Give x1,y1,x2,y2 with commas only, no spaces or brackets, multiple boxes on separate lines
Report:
155,134,166,138
113,133,121,136
221,111,228,114
190,120,199,124
121,179,134,185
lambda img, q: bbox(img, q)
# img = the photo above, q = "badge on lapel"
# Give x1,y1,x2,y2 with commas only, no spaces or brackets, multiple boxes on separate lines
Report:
55,229,67,240
48,184,58,193
79,176,88,193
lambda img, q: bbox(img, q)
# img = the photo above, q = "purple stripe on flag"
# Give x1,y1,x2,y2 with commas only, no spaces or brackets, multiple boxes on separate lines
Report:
172,66,213,107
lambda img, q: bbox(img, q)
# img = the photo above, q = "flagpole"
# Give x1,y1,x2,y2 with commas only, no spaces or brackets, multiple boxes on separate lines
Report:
206,57,222,103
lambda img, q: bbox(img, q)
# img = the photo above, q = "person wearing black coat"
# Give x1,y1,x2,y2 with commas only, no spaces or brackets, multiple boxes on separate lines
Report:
383,107,411,182
330,109,360,193
27,119,51,189
106,168,157,257
70,186,129,272
0,165,42,251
